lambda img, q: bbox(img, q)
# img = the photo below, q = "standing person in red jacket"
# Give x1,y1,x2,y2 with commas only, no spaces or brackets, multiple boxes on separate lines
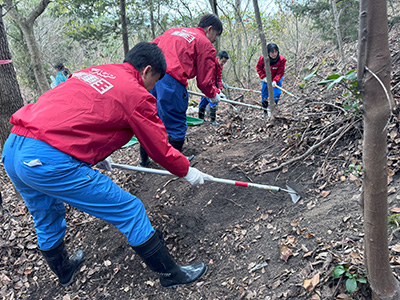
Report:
256,43,287,117
140,13,223,167
198,50,230,126
1,42,211,288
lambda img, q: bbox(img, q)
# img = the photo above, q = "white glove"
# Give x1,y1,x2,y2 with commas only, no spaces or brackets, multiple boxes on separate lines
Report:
184,167,213,185
272,81,277,87
210,93,221,103
95,157,114,171
219,91,226,99
263,78,268,83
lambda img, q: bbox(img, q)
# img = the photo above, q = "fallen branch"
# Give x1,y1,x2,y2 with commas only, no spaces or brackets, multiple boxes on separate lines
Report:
258,124,351,174
321,120,361,177
305,101,348,115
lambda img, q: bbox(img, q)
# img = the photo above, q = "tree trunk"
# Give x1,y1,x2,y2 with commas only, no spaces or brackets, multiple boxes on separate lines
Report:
0,5,24,151
235,0,242,85
208,0,219,52
149,0,156,40
331,0,345,65
252,0,275,121
3,0,50,95
119,0,129,56
358,0,400,298
209,0,217,15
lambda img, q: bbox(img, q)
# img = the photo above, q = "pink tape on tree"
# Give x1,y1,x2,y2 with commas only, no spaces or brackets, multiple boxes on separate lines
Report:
0,60,12,65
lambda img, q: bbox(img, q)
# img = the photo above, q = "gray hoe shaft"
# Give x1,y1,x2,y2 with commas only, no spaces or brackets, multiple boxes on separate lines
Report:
110,163,301,203
188,90,267,111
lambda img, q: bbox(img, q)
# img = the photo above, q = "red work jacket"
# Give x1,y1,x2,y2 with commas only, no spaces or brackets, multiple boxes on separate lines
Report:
10,63,190,177
215,57,223,89
152,27,219,98
256,55,287,83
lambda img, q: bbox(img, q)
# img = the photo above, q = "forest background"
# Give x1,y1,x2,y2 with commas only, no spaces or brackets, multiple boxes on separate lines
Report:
4,0,397,104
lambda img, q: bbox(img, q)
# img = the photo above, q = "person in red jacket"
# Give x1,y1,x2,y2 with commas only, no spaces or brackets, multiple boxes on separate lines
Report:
1,42,211,288
256,43,287,117
140,13,223,167
198,50,230,125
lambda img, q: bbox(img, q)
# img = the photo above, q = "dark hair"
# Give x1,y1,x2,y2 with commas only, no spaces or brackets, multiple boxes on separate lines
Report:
198,14,223,35
54,62,65,71
124,42,167,79
267,43,279,54
54,62,70,77
218,50,229,60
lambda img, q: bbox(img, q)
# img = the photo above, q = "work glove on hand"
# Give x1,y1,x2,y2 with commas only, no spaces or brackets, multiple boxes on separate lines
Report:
95,157,114,171
210,93,221,103
219,91,226,99
263,78,268,83
184,167,213,185
272,81,277,87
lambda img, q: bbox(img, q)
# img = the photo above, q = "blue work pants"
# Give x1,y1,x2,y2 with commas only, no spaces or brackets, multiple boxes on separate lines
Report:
199,97,218,109
1,133,154,250
151,74,188,141
261,78,283,103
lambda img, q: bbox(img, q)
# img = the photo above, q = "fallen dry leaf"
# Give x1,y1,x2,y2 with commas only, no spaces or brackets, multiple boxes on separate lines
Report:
280,245,293,262
392,244,400,253
303,273,320,292
320,190,331,197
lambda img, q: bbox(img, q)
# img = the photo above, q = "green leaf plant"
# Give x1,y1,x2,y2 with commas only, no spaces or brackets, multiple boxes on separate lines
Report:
345,163,363,176
305,69,361,116
333,264,367,294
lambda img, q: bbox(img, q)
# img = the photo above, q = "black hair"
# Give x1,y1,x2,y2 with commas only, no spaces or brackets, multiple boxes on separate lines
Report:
198,14,223,35
267,43,279,54
218,50,229,60
54,62,70,77
124,42,166,79
267,43,280,65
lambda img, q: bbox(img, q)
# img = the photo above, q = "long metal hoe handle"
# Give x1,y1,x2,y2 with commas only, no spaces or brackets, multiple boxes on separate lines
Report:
228,86,262,93
188,90,267,111
111,163,294,194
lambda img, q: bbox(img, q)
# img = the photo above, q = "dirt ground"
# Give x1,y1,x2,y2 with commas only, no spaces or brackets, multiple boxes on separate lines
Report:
1,24,400,300
0,98,373,300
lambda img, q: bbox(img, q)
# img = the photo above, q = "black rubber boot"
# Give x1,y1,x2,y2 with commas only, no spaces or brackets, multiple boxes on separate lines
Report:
40,240,85,287
198,106,206,120
132,229,207,288
210,107,219,126
139,145,149,167
261,100,269,117
168,136,184,152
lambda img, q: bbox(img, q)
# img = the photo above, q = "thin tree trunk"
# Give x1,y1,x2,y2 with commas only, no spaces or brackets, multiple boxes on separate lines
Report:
3,0,50,94
252,0,275,121
0,5,23,151
331,0,345,65
149,0,155,40
209,0,219,52
119,0,129,56
359,0,400,298
235,0,242,85
209,0,217,15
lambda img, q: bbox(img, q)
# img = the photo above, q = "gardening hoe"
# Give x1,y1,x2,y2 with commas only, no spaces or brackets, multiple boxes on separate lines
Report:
227,86,262,94
188,90,268,112
272,83,299,101
110,163,301,203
